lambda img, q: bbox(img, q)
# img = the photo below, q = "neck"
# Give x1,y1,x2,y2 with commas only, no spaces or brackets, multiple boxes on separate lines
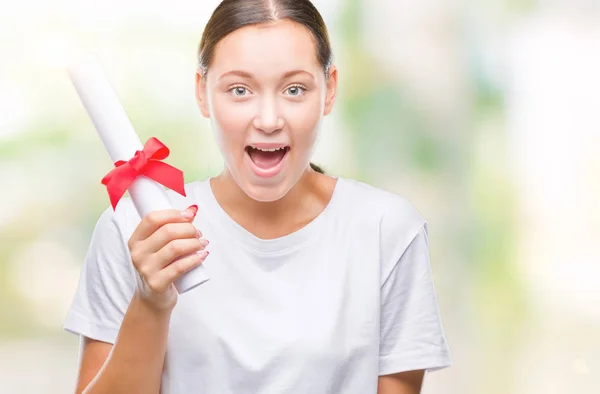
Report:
209,167,338,240
210,169,319,222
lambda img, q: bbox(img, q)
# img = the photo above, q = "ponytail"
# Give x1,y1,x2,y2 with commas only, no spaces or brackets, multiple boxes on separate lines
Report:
309,162,325,174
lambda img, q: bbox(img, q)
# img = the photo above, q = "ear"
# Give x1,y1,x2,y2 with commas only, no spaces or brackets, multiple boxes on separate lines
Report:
195,70,211,118
323,64,338,116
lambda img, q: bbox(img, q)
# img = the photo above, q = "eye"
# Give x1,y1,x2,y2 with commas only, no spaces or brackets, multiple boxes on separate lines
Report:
285,84,307,97
229,85,251,97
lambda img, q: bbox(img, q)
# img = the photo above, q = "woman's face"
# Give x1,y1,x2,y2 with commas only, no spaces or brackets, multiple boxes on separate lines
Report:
196,19,337,202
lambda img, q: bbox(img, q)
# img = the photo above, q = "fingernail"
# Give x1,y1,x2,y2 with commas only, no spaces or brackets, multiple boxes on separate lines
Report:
196,229,203,238
196,250,208,258
182,205,198,219
200,239,209,246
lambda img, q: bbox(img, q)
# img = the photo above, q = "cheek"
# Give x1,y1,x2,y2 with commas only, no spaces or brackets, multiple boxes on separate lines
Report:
283,98,323,147
210,96,252,150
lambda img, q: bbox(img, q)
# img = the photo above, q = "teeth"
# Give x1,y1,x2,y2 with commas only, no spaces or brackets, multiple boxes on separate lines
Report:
251,146,286,152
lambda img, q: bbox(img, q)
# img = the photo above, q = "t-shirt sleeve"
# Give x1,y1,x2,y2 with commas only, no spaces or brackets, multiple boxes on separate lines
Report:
63,206,137,344
379,223,452,375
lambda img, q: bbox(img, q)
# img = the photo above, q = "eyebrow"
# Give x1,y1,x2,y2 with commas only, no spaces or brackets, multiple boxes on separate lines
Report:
218,69,315,81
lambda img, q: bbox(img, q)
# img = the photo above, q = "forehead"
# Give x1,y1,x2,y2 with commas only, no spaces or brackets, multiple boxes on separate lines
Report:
209,19,321,77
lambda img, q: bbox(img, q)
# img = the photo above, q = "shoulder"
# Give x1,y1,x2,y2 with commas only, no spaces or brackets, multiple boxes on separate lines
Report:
337,177,426,234
337,177,428,277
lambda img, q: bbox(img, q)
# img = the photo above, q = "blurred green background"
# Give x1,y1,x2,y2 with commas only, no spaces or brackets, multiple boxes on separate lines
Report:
1,0,599,392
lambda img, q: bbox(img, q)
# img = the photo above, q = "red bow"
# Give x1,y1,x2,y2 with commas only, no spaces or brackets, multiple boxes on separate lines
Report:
101,137,186,210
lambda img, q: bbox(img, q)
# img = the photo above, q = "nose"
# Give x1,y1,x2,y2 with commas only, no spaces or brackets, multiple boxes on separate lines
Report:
252,95,284,134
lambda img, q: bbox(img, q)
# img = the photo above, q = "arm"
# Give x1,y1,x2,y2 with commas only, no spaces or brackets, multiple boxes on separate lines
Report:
377,214,451,388
377,370,425,394
76,292,171,394
68,206,207,394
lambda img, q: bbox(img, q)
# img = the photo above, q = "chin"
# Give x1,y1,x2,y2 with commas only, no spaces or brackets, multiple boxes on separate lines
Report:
238,177,293,203
231,164,304,203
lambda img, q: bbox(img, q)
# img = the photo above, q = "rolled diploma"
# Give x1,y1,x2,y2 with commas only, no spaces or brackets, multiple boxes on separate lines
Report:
67,54,209,294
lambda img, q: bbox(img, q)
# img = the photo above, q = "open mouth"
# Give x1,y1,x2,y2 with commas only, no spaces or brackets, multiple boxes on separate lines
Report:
245,145,290,178
245,145,290,169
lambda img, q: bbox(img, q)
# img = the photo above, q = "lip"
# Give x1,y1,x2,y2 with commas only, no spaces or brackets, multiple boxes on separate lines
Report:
245,146,290,179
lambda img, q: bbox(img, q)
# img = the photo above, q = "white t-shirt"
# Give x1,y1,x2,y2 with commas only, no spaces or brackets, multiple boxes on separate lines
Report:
64,177,452,393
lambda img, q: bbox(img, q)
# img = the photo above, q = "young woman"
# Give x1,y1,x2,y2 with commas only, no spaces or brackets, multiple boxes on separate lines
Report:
64,1,452,393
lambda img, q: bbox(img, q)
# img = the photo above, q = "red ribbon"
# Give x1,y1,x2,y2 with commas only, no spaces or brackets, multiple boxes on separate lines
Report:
101,137,187,210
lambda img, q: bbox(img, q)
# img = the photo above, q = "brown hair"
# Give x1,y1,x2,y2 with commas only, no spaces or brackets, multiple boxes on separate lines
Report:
197,0,331,174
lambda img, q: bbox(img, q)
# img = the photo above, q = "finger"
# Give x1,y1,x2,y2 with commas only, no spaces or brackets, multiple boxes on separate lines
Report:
130,205,197,244
142,222,201,254
154,251,209,287
154,238,207,269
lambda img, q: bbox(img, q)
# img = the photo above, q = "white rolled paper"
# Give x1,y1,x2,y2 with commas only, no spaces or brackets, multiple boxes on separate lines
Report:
67,54,209,294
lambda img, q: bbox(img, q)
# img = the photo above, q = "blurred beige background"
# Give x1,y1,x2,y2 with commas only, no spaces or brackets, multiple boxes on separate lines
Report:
1,0,599,393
